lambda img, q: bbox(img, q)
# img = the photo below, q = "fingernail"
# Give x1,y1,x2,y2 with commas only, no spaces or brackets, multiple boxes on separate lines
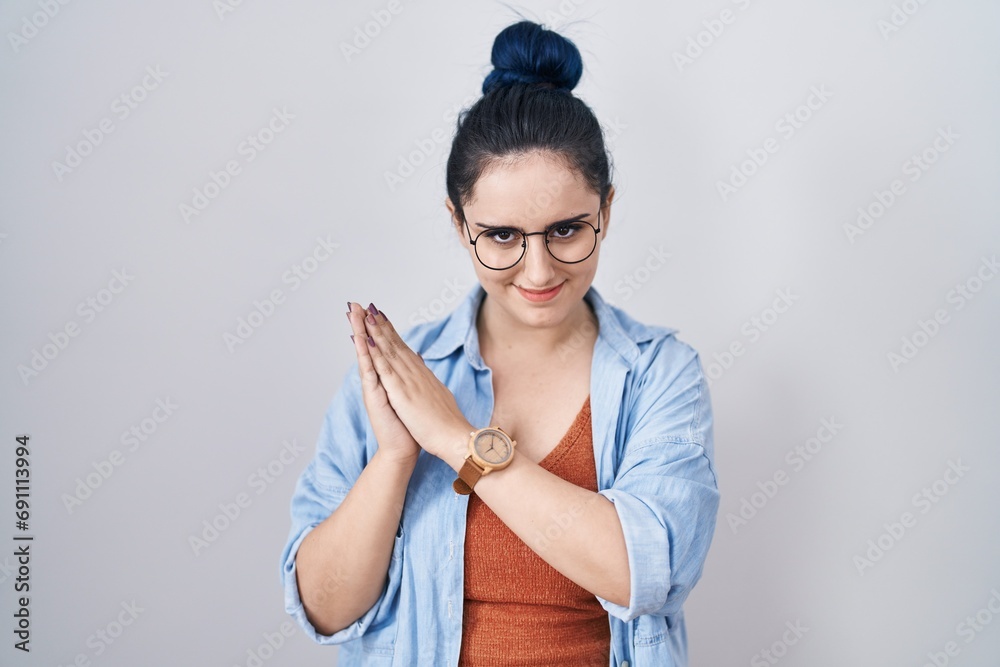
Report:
378,309,387,321
367,302,378,316
367,335,376,347
346,312,351,322
347,301,351,312
350,334,355,343
366,313,376,325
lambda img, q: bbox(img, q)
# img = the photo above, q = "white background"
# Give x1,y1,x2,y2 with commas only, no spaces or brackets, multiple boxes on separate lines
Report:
1,1,999,665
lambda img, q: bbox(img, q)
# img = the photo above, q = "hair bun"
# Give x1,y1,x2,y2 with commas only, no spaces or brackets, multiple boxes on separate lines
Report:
482,21,583,95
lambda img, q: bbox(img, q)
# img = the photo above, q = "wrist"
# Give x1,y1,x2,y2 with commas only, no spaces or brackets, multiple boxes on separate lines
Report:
440,421,474,474
372,447,420,474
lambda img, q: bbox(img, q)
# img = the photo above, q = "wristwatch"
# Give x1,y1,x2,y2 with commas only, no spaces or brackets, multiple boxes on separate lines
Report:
452,426,517,495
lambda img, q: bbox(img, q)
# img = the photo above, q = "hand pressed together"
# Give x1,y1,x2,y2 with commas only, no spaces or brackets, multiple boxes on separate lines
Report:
346,301,472,464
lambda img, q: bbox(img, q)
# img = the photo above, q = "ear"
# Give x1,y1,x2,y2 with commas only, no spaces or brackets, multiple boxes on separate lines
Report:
446,197,465,239
599,185,615,240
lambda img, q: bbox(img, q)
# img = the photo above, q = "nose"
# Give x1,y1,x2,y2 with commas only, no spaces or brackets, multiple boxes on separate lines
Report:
520,233,557,286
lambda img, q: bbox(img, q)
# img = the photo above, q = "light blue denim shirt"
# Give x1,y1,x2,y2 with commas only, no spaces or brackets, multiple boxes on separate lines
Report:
280,283,720,667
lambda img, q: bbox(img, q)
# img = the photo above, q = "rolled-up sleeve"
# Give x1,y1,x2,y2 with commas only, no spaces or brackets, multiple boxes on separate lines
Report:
596,345,720,622
278,361,402,644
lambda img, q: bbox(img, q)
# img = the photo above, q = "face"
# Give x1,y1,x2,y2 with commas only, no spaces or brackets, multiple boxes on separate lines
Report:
447,151,613,331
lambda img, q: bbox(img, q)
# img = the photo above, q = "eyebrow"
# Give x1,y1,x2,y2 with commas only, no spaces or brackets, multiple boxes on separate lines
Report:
472,212,592,233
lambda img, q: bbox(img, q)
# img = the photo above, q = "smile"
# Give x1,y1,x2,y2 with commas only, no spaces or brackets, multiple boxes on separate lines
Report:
515,283,563,302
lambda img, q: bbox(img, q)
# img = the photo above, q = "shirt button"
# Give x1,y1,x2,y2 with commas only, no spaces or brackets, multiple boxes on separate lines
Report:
621,662,629,667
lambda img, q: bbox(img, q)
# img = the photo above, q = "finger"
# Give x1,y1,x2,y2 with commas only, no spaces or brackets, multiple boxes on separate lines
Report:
363,303,423,371
347,302,384,395
360,306,398,385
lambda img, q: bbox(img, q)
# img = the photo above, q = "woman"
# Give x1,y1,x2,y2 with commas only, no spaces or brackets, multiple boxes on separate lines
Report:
280,20,720,667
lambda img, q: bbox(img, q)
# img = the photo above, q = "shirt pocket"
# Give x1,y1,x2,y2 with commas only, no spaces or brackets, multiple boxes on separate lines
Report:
633,613,670,647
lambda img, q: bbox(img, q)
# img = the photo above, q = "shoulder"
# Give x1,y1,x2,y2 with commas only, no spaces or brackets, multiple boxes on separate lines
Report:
601,301,712,448
596,292,701,378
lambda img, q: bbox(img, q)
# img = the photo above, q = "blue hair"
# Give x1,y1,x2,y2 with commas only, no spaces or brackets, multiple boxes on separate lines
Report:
481,20,584,94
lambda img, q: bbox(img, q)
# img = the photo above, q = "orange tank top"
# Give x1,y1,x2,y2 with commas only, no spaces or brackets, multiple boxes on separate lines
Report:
458,395,611,666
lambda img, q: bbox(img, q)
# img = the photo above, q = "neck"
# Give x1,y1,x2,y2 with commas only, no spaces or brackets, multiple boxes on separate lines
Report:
476,290,598,362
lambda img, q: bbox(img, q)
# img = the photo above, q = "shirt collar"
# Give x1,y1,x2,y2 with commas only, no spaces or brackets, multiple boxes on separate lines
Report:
419,282,676,369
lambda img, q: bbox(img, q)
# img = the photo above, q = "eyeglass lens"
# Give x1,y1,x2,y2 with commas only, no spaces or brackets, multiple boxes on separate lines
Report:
473,215,600,270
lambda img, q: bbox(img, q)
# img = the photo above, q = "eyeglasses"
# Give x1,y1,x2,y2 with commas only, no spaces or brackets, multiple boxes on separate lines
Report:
462,209,602,271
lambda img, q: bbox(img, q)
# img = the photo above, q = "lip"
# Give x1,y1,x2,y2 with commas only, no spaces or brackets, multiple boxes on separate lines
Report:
515,283,564,302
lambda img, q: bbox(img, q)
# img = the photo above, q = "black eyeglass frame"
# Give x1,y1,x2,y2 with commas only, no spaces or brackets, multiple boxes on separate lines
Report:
461,209,603,271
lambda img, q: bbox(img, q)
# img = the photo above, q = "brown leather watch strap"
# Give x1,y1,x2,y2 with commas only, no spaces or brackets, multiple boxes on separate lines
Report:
453,457,485,495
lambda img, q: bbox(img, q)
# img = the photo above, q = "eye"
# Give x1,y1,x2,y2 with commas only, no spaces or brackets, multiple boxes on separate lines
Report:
483,229,520,245
548,223,583,240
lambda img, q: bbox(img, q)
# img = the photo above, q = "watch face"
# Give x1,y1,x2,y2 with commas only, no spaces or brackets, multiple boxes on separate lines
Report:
472,429,512,465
